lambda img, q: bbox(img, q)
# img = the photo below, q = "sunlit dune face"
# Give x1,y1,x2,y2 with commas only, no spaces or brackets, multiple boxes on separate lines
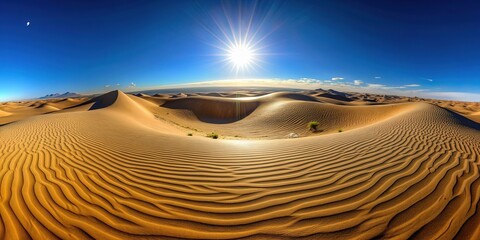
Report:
227,43,255,70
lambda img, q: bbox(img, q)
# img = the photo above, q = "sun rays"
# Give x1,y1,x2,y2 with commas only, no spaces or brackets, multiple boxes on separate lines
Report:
201,1,280,75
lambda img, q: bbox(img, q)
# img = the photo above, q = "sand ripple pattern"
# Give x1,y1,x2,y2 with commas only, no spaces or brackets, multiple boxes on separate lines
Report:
0,103,480,239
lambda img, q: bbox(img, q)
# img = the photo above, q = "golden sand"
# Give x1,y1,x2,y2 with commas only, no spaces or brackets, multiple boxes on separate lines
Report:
0,90,479,239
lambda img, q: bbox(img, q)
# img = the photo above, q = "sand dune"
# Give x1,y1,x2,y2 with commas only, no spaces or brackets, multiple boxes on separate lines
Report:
0,97,89,125
0,109,11,117
153,93,170,98
162,96,260,123
35,103,60,112
0,90,479,239
159,92,416,138
49,98,87,109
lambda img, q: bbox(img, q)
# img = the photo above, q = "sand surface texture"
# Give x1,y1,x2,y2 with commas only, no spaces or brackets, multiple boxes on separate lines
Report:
0,90,479,239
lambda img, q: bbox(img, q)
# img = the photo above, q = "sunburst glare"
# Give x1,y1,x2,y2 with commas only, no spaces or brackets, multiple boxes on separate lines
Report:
201,1,281,75
226,42,256,71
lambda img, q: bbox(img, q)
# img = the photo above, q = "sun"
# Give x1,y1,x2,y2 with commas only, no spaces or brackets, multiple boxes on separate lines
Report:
227,43,256,70
203,1,275,74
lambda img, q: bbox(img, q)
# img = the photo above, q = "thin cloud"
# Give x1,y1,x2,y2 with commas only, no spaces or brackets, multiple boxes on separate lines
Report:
404,84,421,87
423,92,480,102
353,80,363,86
374,76,381,79
366,83,386,88
142,78,477,101
297,78,322,84
331,77,344,81
365,83,406,89
410,89,428,93
384,86,406,89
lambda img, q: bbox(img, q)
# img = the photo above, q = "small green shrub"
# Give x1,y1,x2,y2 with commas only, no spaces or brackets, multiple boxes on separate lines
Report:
207,132,218,139
187,133,193,136
338,129,343,133
307,121,320,132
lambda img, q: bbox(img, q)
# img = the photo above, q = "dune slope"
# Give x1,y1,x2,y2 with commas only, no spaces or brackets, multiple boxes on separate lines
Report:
0,109,11,117
0,91,479,239
159,92,417,138
162,97,260,123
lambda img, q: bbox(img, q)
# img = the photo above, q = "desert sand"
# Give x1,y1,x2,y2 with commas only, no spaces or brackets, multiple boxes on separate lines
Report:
0,89,479,239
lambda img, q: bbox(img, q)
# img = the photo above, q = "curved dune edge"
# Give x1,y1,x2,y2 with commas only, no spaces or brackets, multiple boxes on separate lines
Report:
0,109,11,117
0,91,479,239
160,92,319,124
36,103,61,112
156,93,419,139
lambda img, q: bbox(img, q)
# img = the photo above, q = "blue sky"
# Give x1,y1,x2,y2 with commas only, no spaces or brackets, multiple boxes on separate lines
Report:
1,0,480,101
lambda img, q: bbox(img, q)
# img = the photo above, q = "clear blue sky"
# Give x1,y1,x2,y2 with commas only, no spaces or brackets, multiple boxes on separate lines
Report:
1,0,480,101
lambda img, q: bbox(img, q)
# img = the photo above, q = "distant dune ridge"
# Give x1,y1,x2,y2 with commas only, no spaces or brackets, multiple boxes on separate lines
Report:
0,89,480,239
0,109,12,117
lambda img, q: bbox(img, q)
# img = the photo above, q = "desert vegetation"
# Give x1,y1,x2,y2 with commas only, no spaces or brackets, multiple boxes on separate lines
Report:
307,121,320,132
207,132,219,139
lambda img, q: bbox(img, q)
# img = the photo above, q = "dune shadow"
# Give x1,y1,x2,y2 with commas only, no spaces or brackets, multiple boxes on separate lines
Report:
162,98,259,124
60,90,119,111
442,107,480,131
0,122,14,127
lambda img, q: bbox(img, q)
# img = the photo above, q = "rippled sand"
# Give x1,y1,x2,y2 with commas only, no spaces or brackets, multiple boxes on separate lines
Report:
0,90,479,239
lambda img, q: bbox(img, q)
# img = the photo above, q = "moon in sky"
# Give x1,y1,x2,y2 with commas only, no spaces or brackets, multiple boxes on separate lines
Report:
26,21,30,27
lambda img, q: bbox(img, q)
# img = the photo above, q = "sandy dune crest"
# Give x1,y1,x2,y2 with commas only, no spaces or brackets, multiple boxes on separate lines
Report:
0,90,480,239
0,110,11,117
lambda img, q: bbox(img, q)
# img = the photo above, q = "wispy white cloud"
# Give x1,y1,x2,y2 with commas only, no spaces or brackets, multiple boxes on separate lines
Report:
296,78,323,84
104,85,110,88
353,80,363,86
374,76,382,79
127,82,137,89
367,83,420,89
409,89,428,93
384,86,406,89
331,77,344,81
181,78,327,90
137,78,478,102
366,83,386,88
426,78,433,82
422,92,480,102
